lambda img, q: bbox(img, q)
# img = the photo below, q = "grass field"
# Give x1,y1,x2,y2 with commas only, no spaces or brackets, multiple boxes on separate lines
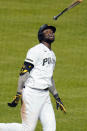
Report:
0,0,87,130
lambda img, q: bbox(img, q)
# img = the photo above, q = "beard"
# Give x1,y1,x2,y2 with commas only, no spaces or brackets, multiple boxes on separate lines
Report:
43,35,55,44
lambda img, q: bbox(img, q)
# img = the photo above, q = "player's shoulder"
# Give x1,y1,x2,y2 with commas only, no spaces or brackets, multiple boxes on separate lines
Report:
29,43,42,52
26,44,42,57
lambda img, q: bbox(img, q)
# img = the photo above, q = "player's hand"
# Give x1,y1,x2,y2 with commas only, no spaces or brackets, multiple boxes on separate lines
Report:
8,92,22,107
56,97,66,113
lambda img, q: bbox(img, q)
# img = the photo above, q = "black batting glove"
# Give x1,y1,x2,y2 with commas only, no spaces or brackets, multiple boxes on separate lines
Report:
54,94,66,113
8,92,22,107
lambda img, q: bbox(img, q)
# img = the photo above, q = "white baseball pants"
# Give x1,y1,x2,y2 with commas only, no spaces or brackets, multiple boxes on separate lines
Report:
0,87,56,131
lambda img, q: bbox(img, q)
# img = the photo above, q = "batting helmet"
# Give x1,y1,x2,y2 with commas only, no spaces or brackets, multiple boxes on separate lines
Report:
38,24,56,42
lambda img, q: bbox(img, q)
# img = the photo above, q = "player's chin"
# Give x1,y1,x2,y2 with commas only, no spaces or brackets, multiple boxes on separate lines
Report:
43,36,55,43
50,37,55,43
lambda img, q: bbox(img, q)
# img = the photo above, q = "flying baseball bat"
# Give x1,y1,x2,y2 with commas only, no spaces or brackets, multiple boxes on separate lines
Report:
53,0,83,20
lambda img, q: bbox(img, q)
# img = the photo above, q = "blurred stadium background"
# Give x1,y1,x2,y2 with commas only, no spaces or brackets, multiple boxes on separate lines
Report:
0,0,87,130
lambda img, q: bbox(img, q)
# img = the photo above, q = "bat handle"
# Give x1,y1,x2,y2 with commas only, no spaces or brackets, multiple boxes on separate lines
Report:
53,13,61,20
53,15,59,20
53,8,68,20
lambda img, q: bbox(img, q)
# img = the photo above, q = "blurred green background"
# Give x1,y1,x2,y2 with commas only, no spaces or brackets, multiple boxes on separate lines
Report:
0,0,87,130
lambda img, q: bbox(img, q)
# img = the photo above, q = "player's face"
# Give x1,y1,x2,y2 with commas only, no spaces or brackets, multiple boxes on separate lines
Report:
43,29,55,43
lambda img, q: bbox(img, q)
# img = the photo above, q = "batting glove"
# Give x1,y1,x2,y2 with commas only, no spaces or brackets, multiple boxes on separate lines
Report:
8,92,22,107
54,94,66,113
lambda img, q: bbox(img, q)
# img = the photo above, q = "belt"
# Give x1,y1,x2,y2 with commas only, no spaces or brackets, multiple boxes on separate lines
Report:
23,86,49,91
44,88,49,91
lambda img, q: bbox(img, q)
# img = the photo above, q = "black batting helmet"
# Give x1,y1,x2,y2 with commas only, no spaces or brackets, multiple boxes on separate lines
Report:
38,24,56,42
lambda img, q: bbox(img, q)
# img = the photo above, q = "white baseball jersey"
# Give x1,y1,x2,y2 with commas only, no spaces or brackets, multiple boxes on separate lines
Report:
25,43,56,89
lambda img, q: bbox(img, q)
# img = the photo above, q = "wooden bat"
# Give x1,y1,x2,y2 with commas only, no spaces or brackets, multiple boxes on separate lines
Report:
53,0,83,20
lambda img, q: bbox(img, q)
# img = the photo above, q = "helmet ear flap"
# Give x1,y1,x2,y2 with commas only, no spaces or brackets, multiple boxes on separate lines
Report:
38,32,44,42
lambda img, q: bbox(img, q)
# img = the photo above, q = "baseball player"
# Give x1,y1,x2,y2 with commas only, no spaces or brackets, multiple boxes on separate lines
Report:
0,24,66,131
